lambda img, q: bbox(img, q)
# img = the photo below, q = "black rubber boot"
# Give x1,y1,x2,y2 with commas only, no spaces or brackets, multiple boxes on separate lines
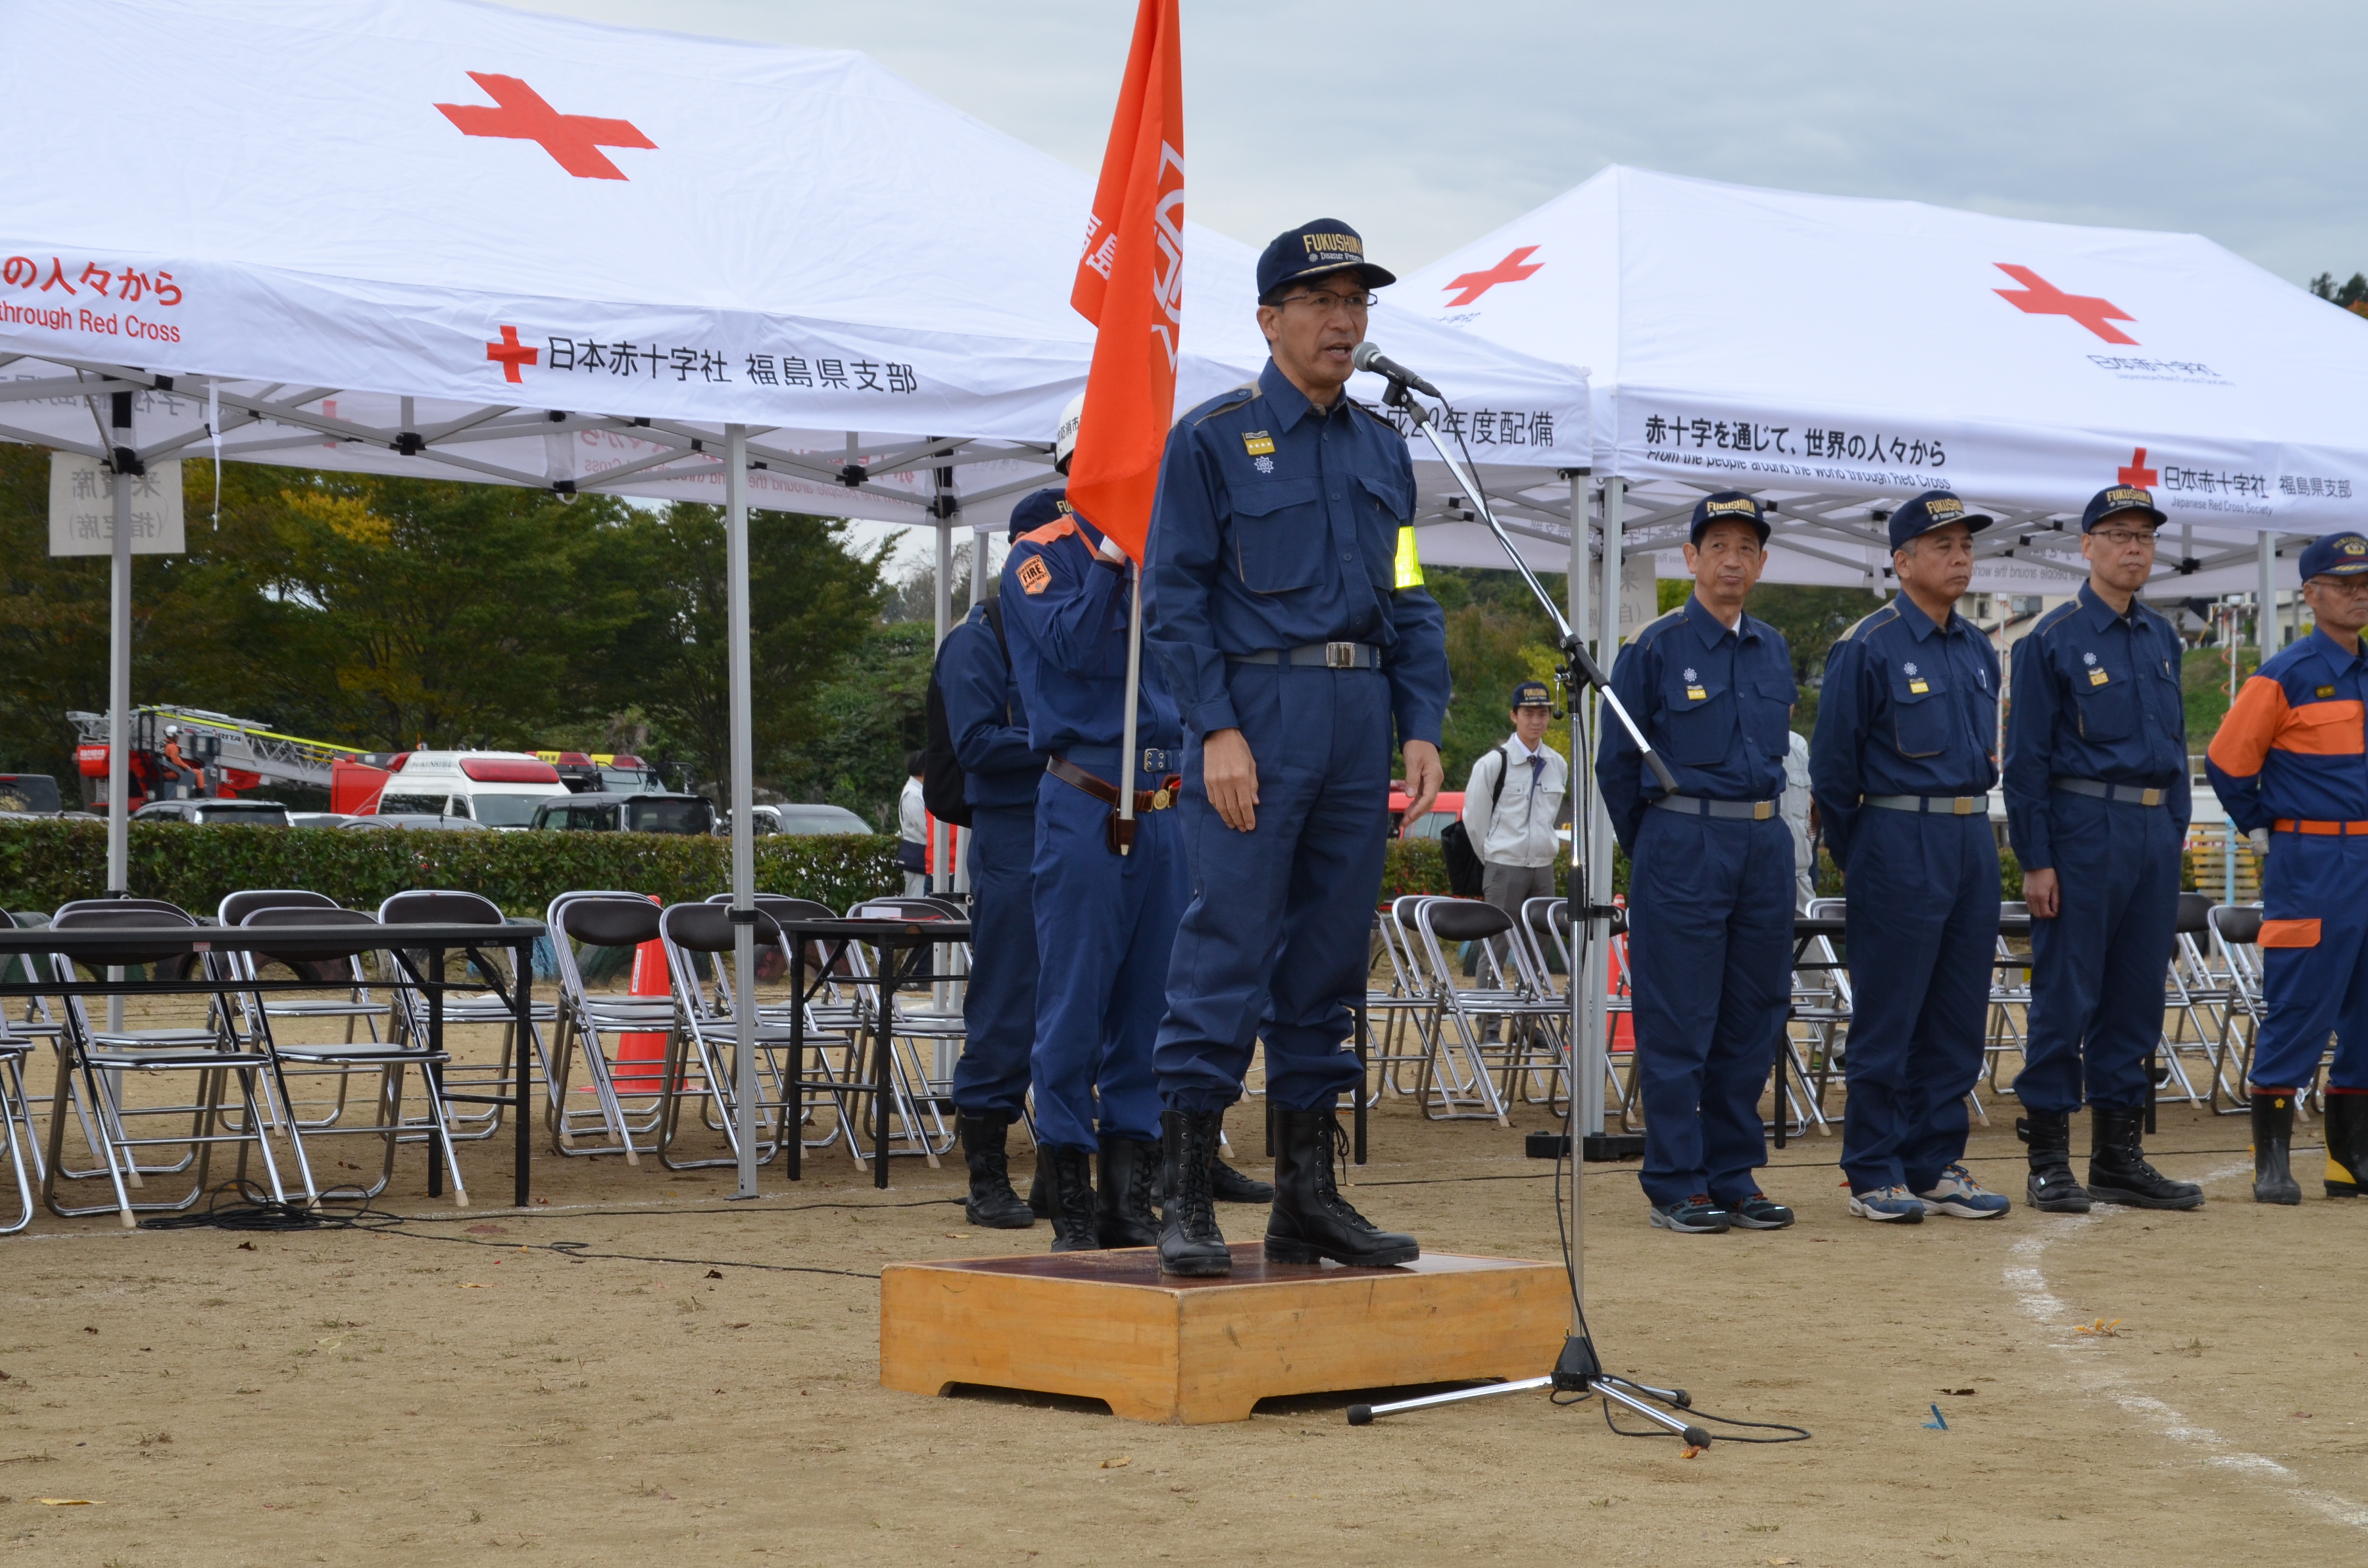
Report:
958,1114,1036,1229
2017,1111,2093,1214
1207,1111,1276,1204
1045,1146,1101,1253
2249,1093,2302,1205
2087,1106,2203,1210
1026,1159,1051,1219
1158,1109,1231,1277
1097,1136,1162,1248
2323,1093,2368,1198
1265,1105,1419,1267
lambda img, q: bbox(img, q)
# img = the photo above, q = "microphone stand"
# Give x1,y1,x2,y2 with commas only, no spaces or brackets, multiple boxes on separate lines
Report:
1346,374,1711,1450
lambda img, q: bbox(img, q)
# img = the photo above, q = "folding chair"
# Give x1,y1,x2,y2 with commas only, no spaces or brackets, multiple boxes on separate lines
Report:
2158,892,2230,1111
832,899,961,1157
729,895,871,1161
0,1018,35,1234
1796,897,1855,1125
1365,901,1443,1103
233,907,470,1207
1396,897,1518,1124
2208,904,2271,1111
215,889,390,1131
38,906,297,1225
377,890,553,1144
543,892,672,1162
1522,897,1637,1120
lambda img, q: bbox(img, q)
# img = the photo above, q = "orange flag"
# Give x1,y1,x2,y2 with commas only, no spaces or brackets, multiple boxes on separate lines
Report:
1066,0,1183,564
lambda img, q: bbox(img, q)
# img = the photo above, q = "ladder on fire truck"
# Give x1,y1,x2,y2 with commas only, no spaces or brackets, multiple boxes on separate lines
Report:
67,706,363,792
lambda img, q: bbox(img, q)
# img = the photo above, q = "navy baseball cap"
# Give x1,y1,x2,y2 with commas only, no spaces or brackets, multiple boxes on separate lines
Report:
1509,680,1552,710
1256,219,1397,303
1007,486,1069,541
1887,490,1993,552
2080,484,2167,532
2299,532,2368,581
1690,491,1770,545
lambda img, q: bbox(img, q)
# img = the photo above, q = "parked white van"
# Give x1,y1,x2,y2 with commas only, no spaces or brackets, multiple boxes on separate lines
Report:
367,751,569,829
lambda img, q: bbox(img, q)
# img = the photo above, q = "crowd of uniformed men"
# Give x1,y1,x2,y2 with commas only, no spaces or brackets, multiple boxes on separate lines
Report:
934,215,2367,1274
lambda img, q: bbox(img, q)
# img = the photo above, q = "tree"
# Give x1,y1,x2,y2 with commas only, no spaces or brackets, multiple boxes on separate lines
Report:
2308,272,2368,314
776,619,937,827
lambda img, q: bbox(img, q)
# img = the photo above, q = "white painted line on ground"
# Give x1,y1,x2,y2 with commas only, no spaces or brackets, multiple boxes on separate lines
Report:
2007,1160,2368,1533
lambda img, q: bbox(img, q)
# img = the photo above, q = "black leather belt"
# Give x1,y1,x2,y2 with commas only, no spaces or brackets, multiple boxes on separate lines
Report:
2053,777,2168,808
1227,641,1381,670
1066,744,1175,775
1652,794,1779,821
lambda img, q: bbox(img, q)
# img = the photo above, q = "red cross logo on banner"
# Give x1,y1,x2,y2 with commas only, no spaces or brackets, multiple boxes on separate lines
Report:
1441,246,1543,307
485,325,538,382
436,72,657,180
1992,265,2138,344
2117,446,2159,488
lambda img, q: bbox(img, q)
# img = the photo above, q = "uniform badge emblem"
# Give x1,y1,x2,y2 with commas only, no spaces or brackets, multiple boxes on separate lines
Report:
1903,662,1918,676
1242,430,1276,457
2082,651,2098,666
2318,685,2337,698
1909,680,1929,694
2089,668,2109,686
1686,687,1707,701
1017,557,1051,596
1682,667,1698,683
1253,455,1274,475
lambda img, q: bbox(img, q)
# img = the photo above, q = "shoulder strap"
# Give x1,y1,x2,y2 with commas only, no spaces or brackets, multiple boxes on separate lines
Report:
1487,745,1513,810
982,595,1007,660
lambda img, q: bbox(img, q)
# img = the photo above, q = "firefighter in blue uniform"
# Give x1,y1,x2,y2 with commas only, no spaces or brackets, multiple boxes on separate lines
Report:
1598,493,1799,1235
1809,491,2013,1223
2207,530,2368,1205
1001,482,1187,1253
941,489,1060,1229
2005,485,2201,1214
1144,218,1449,1278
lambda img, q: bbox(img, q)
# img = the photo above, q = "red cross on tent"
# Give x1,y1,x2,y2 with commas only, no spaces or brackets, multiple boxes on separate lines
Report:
485,325,538,382
2118,446,2160,488
1441,247,1543,307
1993,265,2138,345
435,72,656,180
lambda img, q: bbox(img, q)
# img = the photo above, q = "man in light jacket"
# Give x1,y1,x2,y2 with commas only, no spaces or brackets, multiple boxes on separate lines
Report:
1461,681,1569,944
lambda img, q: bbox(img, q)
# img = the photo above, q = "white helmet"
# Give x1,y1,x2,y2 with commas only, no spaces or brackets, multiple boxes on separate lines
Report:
1054,391,1085,476
164,725,179,736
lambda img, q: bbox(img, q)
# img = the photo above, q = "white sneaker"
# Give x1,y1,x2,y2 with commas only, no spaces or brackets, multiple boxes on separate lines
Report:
1846,1184,1927,1223
1917,1163,2012,1219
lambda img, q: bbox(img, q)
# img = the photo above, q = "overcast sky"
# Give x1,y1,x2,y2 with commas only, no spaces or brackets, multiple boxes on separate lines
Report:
517,0,2368,568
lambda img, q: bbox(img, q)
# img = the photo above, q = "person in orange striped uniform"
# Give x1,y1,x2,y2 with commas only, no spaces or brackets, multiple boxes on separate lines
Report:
2205,530,2368,1204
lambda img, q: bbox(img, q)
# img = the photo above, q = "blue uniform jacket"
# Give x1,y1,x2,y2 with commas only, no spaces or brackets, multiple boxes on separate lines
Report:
1001,514,1182,760
2003,582,2189,870
2206,628,2368,832
1809,594,2002,865
1597,594,1797,852
1144,359,1449,746
939,601,1046,810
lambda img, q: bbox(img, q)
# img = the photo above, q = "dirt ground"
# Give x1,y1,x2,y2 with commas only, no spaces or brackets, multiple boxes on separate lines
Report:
3,998,2365,1567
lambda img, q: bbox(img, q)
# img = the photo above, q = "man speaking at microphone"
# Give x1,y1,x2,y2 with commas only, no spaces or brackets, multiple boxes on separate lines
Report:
1145,219,1449,1277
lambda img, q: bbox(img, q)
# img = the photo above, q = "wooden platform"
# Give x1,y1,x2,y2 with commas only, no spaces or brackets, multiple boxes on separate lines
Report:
880,1243,1568,1425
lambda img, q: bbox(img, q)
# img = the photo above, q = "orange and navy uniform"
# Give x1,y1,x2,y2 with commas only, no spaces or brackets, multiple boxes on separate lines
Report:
2205,626,2368,1093
2205,628,2368,837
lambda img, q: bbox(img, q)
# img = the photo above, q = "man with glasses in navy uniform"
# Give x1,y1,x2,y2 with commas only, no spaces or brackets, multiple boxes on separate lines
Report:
1145,219,1449,1277
2005,485,2201,1215
1810,492,2013,1225
1599,493,1799,1236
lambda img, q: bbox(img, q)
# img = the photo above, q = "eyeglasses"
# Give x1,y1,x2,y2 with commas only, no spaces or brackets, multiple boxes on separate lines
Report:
2308,575,2368,596
1278,290,1376,313
2093,528,2158,549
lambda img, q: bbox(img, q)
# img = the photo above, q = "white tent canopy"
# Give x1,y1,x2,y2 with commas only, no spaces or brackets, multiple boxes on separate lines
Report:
1399,165,2368,598
0,0,1586,551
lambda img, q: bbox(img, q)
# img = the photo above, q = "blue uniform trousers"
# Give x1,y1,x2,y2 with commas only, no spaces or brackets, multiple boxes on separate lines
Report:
1157,664,1390,1111
2252,831,2368,1091
1627,810,1794,1208
952,803,1037,1122
2014,794,2180,1113
1841,812,1999,1193
1028,771,1183,1150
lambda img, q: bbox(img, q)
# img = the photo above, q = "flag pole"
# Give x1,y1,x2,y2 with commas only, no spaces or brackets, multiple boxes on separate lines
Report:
1117,560,1144,854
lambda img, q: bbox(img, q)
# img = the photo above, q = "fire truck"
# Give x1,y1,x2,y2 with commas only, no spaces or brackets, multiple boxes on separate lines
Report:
68,707,372,812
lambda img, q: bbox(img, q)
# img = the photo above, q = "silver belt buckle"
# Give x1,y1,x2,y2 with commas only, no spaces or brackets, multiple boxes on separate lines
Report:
1324,641,1358,669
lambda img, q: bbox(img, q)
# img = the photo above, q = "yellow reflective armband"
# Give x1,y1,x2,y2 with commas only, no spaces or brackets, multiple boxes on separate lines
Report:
1393,524,1424,589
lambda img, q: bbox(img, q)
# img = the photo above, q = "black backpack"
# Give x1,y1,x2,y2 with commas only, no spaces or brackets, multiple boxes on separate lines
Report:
920,598,1010,831
1437,745,1511,899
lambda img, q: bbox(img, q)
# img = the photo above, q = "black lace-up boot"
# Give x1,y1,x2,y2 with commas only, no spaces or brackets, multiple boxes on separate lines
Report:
958,1114,1036,1229
2018,1111,2092,1214
1044,1146,1101,1252
2087,1106,2203,1210
1205,1109,1275,1204
1097,1136,1162,1248
1157,1109,1231,1277
1264,1104,1418,1267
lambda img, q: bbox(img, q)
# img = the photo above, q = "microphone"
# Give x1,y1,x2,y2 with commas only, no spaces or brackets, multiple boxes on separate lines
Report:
1351,341,1442,400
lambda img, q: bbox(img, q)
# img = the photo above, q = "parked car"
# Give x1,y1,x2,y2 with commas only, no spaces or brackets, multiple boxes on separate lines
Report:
718,803,874,837
340,813,490,832
131,798,294,827
0,774,63,815
530,791,714,836
1387,788,1466,841
363,750,570,829
288,812,350,829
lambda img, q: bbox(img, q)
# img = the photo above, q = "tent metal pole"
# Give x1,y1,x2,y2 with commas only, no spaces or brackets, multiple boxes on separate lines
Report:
1567,471,1606,1143
932,513,954,897
725,423,759,1200
2258,532,2280,658
106,390,134,1031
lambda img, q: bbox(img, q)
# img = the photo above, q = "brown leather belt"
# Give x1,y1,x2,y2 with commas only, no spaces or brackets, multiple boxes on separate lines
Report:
1047,755,1181,813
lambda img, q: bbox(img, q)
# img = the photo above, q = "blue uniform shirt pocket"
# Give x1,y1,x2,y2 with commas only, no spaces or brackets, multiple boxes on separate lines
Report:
2071,671,2137,742
1659,671,1735,767
1749,677,1797,759
1889,673,1950,759
1228,477,1326,594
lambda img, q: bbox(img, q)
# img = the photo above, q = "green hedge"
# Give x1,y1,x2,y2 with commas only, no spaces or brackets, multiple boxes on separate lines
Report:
0,820,900,920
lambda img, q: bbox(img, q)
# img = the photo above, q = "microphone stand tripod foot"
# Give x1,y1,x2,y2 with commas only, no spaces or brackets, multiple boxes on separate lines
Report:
1345,1335,1714,1448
